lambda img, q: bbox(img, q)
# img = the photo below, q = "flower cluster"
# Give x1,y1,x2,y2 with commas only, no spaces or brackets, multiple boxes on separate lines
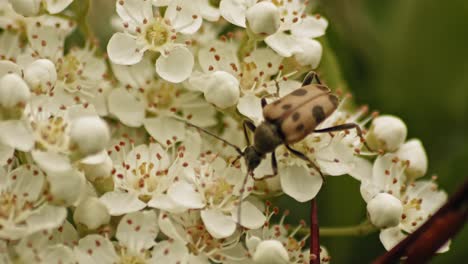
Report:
0,0,450,263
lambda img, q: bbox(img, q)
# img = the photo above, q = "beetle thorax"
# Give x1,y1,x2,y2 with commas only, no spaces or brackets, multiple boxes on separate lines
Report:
253,121,283,154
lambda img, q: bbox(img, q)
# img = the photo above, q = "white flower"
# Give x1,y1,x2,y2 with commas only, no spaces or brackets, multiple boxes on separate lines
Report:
161,150,266,236
246,2,280,36
154,0,221,28
108,56,216,143
379,180,449,253
245,208,331,263
73,197,111,230
70,116,110,156
367,192,403,228
9,0,73,16
24,15,75,61
25,95,102,173
202,71,240,108
23,58,57,92
263,2,328,68
191,41,282,112
15,221,78,263
366,115,407,152
219,0,255,28
253,240,289,264
100,139,186,215
159,210,247,262
359,154,449,251
0,165,67,240
107,0,195,83
75,211,185,264
0,72,30,109
395,139,428,180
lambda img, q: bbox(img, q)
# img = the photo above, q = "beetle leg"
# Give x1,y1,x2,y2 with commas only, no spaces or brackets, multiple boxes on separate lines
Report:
285,145,324,179
302,71,322,85
253,151,278,181
261,97,268,108
313,123,373,151
243,120,256,145
302,71,316,86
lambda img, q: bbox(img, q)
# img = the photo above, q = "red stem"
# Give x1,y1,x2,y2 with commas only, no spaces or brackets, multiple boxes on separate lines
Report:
310,198,321,264
373,177,468,264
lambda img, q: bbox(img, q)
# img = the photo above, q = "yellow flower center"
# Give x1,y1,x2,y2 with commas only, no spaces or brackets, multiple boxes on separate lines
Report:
144,19,171,50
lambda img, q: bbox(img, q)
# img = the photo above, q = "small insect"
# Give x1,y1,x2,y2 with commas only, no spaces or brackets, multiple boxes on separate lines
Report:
183,71,371,222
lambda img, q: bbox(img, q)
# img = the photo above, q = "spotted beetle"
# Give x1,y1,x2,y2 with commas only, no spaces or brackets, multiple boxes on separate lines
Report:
183,71,371,224
186,71,370,179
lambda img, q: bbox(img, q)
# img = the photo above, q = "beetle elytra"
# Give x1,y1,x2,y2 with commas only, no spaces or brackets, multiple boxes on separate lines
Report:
182,71,371,223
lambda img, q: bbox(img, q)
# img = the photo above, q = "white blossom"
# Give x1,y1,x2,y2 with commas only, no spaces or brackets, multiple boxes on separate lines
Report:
366,115,407,152
107,0,196,83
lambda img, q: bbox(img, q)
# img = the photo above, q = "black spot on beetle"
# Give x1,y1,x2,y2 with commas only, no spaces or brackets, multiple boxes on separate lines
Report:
296,123,304,131
312,106,326,123
291,88,307,96
329,94,339,107
292,112,300,121
282,104,292,110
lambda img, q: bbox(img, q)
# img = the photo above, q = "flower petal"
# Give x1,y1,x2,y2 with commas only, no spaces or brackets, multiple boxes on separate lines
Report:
31,150,72,174
237,94,263,125
108,88,145,127
201,209,236,239
165,0,202,34
235,201,266,229
293,38,322,68
279,165,323,202
99,192,146,215
0,120,34,151
220,0,249,27
167,181,205,209
144,116,185,147
151,240,189,263
156,46,194,83
116,211,158,254
76,235,119,264
107,33,144,65
116,0,153,26
265,32,302,57
45,0,73,14
291,16,328,39
0,144,13,166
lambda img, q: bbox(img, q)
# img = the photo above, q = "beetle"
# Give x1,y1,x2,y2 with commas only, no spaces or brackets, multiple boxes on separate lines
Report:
185,71,370,179
182,71,371,224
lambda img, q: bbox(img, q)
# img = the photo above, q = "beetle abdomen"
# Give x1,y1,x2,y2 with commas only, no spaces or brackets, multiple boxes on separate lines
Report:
282,94,339,144
263,84,330,121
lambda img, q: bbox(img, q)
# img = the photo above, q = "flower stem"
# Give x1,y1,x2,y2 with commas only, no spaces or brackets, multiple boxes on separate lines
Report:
299,220,377,237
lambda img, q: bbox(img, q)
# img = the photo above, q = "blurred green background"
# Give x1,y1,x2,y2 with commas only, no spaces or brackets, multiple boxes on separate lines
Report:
311,0,468,262
88,0,468,262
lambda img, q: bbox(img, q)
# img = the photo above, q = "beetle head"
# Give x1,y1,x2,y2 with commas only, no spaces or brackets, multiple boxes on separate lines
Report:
243,146,263,172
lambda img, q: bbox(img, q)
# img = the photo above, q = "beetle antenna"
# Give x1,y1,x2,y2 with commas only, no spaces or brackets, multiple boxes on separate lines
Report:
237,169,251,227
178,119,244,156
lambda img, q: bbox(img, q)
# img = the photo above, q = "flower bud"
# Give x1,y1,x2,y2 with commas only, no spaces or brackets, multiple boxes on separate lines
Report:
246,2,280,36
253,240,289,264
73,197,111,230
0,73,31,109
81,153,113,182
395,139,428,180
204,71,240,109
24,59,57,91
9,0,40,16
366,115,407,152
367,193,403,229
70,116,110,156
